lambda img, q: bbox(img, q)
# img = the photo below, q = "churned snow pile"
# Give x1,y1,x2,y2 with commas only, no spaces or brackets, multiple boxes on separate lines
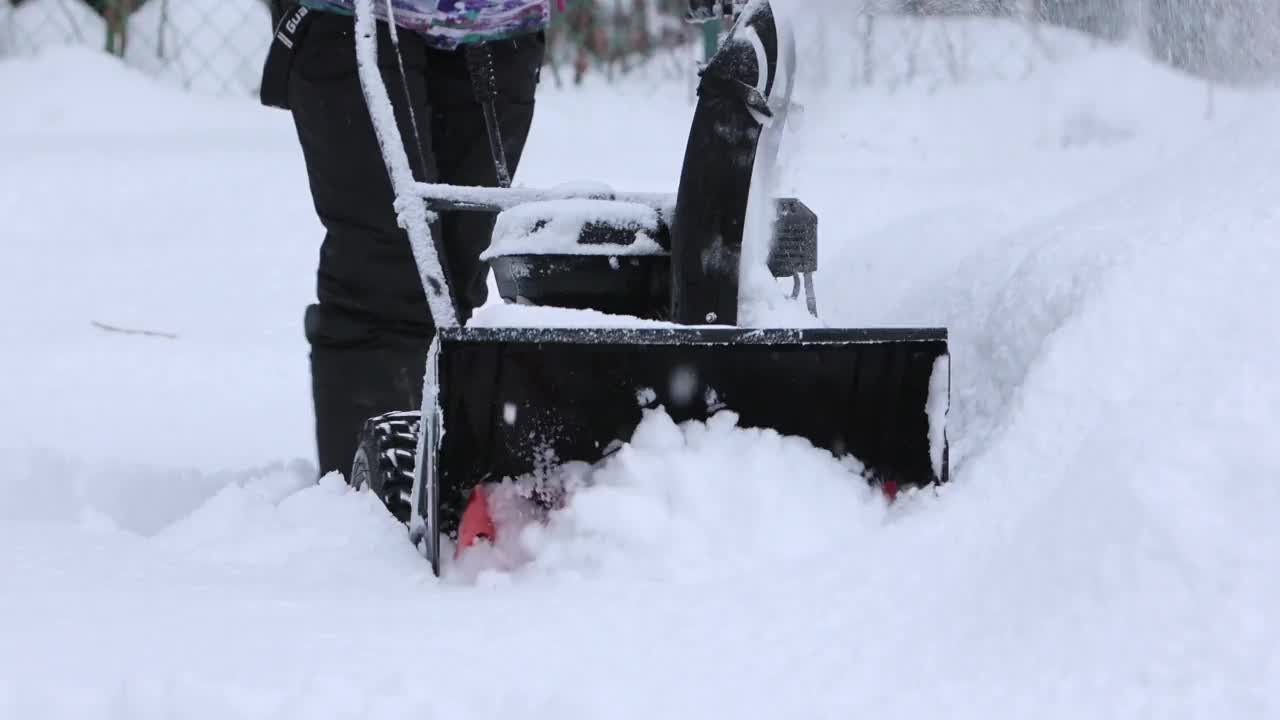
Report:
2,14,1279,720
448,408,888,586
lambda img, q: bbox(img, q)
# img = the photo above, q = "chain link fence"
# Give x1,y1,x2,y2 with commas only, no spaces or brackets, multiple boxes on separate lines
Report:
5,0,1273,99
0,0,1039,99
0,0,712,97
1,0,274,95
0,0,1081,100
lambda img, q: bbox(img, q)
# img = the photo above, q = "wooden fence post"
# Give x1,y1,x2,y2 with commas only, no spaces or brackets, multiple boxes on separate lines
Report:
104,0,135,58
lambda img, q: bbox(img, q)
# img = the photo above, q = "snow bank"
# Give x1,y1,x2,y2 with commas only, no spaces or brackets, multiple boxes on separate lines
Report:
0,451,313,536
840,60,1280,717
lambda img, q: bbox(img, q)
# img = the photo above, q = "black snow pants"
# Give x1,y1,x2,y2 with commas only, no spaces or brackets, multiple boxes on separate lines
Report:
286,12,544,479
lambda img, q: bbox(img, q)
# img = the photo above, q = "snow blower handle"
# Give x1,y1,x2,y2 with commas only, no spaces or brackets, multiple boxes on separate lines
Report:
465,43,513,189
352,0,460,328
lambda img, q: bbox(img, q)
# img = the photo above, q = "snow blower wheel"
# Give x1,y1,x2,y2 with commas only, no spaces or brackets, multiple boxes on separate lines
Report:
349,411,420,524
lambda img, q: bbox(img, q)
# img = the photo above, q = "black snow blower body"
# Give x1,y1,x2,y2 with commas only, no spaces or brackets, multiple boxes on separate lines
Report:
348,0,950,575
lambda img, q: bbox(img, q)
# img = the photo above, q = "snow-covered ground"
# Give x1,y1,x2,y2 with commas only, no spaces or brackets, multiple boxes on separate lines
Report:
2,14,1279,719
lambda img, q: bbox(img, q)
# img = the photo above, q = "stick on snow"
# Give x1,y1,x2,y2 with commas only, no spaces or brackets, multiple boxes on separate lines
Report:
91,321,178,340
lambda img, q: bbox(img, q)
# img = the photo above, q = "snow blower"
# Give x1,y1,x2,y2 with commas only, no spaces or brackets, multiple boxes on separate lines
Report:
347,0,950,576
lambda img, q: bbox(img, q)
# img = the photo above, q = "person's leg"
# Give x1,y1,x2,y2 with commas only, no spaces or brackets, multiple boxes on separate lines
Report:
426,34,546,320
287,13,438,478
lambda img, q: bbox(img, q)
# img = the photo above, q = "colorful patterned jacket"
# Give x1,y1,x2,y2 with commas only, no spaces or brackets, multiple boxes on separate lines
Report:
301,0,551,50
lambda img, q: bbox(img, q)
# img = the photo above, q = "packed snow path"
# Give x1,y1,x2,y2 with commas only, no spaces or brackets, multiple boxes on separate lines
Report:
2,25,1278,719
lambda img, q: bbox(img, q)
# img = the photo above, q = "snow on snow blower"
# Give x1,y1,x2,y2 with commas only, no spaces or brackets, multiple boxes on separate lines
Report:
347,0,950,576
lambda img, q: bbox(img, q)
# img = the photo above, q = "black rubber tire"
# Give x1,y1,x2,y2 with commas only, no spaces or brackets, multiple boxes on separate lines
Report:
350,410,421,524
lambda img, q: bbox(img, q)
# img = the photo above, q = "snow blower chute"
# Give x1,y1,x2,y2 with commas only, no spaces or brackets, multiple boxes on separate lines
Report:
347,0,950,575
